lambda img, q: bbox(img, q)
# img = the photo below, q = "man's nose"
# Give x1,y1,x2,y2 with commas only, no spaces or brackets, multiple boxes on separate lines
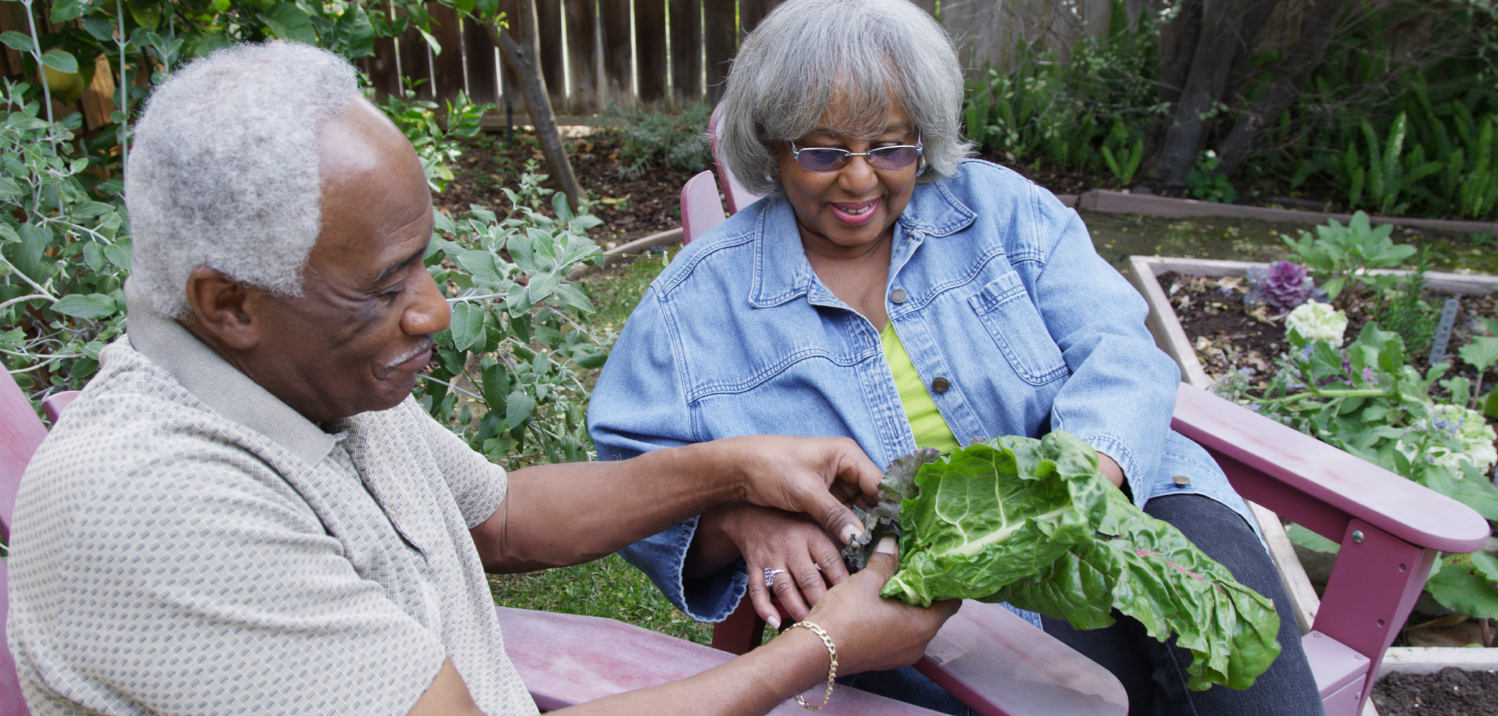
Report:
404,264,452,336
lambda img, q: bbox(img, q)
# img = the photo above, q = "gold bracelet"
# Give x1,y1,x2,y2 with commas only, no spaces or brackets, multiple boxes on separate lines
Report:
789,621,837,711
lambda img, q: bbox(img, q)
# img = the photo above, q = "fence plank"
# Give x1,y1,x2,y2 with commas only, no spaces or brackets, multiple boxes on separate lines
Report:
703,0,735,104
79,53,116,130
397,6,434,100
669,0,702,106
429,4,467,102
536,0,567,110
463,16,500,105
495,0,522,110
365,34,403,99
599,0,632,108
634,0,667,105
564,0,599,114
738,0,777,37
0,1,31,78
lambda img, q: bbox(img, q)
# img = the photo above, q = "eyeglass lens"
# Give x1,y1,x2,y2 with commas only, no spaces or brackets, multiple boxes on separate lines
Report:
795,145,921,172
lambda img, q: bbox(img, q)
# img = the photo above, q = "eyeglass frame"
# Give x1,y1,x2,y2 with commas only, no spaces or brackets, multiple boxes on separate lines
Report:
786,134,924,173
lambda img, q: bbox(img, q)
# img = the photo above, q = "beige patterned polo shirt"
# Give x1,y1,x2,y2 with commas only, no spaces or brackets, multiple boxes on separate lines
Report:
7,287,538,715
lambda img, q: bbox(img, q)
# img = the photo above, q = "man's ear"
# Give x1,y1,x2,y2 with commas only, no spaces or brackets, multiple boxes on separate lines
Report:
183,266,263,351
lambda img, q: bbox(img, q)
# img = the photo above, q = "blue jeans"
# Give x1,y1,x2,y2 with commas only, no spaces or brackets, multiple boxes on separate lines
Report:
843,495,1325,716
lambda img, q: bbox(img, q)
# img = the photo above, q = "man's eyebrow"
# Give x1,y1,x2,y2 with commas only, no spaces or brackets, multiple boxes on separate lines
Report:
372,242,429,285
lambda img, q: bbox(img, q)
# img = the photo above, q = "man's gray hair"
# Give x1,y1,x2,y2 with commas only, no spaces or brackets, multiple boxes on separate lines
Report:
126,43,362,318
718,0,971,196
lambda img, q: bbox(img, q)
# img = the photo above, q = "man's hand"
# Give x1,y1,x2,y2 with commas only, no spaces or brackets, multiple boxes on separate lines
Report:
715,435,883,547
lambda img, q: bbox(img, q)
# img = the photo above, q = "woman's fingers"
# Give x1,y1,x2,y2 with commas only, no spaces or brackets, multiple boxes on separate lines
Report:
769,565,812,621
747,563,783,629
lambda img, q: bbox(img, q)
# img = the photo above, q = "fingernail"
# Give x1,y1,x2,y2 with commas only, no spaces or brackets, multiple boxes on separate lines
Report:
841,523,863,544
875,536,897,554
767,614,781,630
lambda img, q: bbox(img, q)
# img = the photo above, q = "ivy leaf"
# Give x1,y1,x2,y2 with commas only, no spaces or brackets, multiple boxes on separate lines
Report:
480,362,511,408
0,32,34,53
260,3,318,45
40,50,78,75
1285,523,1340,553
453,249,506,287
448,302,485,352
81,16,116,43
51,293,120,320
1459,336,1498,373
1424,553,1498,620
505,390,535,426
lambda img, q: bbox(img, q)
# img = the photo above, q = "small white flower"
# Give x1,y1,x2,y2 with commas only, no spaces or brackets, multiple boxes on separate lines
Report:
1285,302,1348,346
1396,404,1498,475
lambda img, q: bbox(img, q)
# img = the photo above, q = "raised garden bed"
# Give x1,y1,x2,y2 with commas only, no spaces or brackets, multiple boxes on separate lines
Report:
1125,255,1498,679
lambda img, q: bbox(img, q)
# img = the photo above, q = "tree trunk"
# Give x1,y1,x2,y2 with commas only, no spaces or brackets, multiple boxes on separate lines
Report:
485,0,583,210
1147,0,1282,184
1216,0,1349,174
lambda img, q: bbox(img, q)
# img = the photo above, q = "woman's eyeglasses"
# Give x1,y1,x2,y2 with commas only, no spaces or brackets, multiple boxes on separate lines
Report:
788,135,923,172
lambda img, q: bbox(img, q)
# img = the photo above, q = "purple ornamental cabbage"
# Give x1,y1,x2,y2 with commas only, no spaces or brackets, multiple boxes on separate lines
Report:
1244,261,1325,313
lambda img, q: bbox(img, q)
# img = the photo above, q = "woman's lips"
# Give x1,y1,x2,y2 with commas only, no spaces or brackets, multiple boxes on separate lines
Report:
829,198,880,226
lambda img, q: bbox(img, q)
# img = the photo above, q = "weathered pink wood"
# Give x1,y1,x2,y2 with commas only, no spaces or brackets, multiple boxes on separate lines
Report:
0,557,32,716
0,369,47,543
494,607,943,714
707,103,765,214
680,170,727,244
915,601,1127,716
39,390,80,426
1172,384,1490,554
1306,629,1372,713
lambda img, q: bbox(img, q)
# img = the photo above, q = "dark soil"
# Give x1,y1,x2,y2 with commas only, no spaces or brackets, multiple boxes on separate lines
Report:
1159,270,1498,393
1372,668,1498,716
437,128,694,248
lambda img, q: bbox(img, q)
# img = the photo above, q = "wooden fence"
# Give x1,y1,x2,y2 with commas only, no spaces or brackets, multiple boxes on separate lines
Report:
0,0,1154,129
362,0,1153,117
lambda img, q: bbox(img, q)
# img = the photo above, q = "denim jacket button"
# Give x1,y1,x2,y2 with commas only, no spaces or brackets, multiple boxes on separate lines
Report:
1172,474,1191,486
890,288,908,304
932,376,950,394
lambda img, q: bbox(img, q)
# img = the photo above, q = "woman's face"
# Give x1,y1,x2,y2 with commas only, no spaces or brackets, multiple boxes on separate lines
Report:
776,102,920,258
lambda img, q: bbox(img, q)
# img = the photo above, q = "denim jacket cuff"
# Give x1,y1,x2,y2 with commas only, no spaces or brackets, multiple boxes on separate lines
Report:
1081,434,1138,498
616,515,749,623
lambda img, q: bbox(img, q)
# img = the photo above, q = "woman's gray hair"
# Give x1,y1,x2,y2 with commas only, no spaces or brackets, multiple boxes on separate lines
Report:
718,0,971,196
126,43,362,318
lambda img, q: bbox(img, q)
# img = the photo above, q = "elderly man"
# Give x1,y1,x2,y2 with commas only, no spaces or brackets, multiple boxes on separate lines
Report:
6,44,954,716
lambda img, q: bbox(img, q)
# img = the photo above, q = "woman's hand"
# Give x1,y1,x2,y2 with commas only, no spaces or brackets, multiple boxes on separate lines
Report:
723,504,851,628
799,537,960,675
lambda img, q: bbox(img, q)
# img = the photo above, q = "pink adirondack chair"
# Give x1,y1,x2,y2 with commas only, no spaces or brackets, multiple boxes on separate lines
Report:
0,374,950,714
684,102,1490,716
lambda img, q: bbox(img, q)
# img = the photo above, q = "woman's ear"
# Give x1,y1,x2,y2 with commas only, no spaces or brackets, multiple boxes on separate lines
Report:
182,266,263,351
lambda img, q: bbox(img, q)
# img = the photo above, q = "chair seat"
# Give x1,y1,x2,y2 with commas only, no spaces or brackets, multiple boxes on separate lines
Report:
494,606,945,714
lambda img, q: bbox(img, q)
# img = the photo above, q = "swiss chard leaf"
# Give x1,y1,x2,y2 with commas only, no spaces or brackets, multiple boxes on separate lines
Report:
876,433,1282,692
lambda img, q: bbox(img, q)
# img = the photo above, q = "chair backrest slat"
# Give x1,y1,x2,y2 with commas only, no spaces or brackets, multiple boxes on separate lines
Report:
0,371,48,543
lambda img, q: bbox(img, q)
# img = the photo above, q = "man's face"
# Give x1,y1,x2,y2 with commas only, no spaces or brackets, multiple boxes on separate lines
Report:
248,99,451,424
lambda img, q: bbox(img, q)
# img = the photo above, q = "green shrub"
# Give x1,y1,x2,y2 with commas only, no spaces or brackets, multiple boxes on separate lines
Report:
603,102,712,180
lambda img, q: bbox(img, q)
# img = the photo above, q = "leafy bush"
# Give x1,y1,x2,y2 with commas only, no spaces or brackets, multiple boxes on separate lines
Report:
1220,319,1498,621
1282,211,1416,313
0,79,128,400
602,102,712,180
378,82,494,192
419,189,606,468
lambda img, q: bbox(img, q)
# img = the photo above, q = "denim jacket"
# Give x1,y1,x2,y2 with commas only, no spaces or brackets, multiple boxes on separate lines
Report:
588,160,1254,623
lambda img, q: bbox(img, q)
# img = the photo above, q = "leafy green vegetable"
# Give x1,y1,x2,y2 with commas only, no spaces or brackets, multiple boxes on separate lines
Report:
869,432,1282,692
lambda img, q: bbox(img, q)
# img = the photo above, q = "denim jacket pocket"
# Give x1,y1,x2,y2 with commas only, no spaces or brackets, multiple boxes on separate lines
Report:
968,272,1069,386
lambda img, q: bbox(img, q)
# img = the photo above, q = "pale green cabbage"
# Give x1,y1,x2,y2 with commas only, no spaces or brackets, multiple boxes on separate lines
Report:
852,432,1282,692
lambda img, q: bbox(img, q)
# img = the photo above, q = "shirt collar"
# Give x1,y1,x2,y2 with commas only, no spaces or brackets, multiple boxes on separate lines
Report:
748,180,978,307
124,279,340,465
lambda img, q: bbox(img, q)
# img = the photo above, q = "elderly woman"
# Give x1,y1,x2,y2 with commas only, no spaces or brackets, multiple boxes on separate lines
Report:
589,1,1322,713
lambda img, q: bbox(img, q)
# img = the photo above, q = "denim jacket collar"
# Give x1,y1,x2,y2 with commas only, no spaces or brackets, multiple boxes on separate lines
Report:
748,180,979,309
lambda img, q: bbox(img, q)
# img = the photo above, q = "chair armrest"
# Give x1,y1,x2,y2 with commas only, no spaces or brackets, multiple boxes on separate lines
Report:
495,607,943,714
1171,383,1489,554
